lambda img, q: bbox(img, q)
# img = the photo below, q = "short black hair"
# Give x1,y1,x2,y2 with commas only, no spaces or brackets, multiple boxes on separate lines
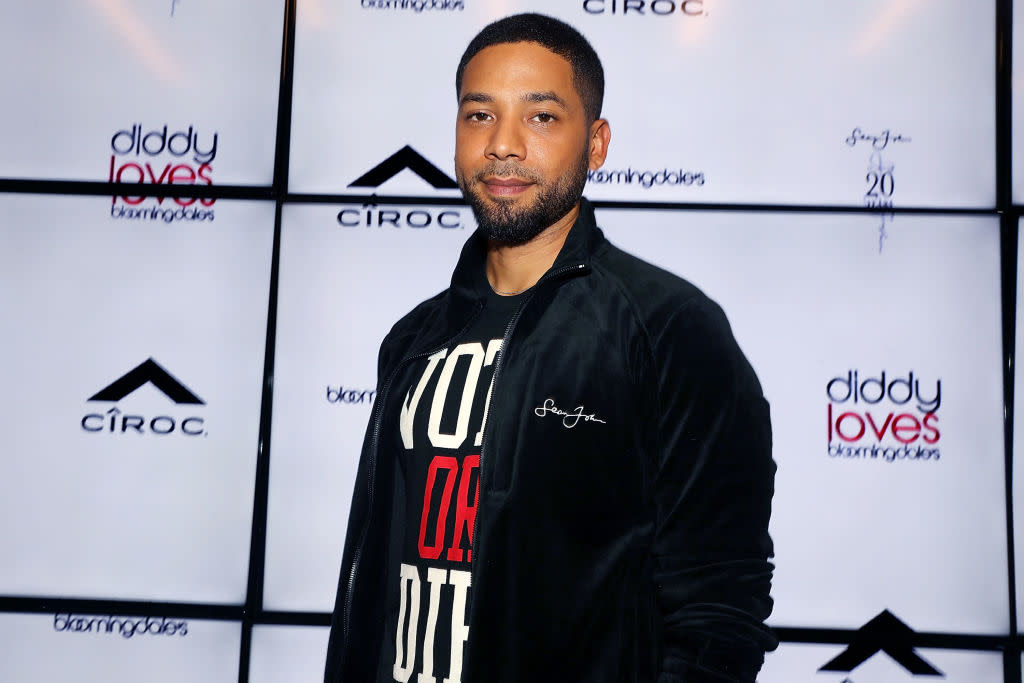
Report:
455,13,605,122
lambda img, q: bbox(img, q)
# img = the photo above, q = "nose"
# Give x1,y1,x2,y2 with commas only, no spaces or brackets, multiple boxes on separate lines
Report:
484,116,526,161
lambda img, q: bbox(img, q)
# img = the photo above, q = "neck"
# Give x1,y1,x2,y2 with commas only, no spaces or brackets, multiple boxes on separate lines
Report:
485,202,580,295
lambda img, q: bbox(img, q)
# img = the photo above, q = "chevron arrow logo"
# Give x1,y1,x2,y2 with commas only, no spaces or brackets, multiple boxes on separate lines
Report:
348,145,458,190
88,358,205,405
819,610,943,676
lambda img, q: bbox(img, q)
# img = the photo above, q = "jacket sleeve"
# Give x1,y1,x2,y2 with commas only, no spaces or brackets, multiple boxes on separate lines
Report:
648,296,777,682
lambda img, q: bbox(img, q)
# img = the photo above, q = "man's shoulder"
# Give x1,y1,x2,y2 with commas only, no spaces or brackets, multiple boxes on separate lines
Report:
592,237,726,331
377,288,452,372
592,237,762,393
392,288,450,329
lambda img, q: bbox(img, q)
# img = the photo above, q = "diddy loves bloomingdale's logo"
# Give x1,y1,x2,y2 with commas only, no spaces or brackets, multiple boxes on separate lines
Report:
826,369,940,463
107,123,218,223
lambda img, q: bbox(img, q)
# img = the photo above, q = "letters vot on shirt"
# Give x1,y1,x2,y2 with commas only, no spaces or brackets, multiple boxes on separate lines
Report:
388,334,504,683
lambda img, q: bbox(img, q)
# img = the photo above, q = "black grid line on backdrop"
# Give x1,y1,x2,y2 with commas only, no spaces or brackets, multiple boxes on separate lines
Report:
0,0,1019,681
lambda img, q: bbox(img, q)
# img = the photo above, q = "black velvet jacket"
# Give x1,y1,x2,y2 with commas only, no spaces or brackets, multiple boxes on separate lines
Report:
324,199,777,682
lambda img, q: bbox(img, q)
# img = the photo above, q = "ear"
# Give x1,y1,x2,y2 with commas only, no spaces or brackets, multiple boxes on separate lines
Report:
587,118,611,170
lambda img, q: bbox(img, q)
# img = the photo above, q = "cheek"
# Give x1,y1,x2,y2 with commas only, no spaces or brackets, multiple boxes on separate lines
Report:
536,139,585,177
455,129,484,165
453,144,474,178
525,136,560,170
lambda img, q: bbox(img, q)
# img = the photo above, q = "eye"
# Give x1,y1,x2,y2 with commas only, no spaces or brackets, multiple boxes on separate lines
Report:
465,111,492,122
532,112,557,123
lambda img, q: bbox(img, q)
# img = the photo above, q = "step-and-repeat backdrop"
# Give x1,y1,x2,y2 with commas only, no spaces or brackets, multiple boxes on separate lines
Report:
0,1,1018,682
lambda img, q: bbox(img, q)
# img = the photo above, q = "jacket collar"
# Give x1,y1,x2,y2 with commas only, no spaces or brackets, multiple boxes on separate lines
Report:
449,196,603,304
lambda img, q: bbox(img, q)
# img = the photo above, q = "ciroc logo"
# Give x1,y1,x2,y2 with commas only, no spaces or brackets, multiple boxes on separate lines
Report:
348,145,458,192
337,204,463,230
360,0,464,11
826,370,940,462
819,610,943,677
81,358,207,437
583,0,704,16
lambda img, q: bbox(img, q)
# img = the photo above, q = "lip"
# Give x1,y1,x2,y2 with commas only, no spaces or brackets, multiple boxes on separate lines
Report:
482,176,533,197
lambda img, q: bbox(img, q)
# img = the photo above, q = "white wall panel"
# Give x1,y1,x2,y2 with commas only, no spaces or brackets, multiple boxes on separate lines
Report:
760,641,1003,683
264,202,476,611
0,1,284,184
0,612,239,683
249,625,330,683
598,208,1006,633
290,1,994,208
0,2,1013,679
263,204,1005,630
1014,0,1024,203
0,193,274,603
1015,216,1024,629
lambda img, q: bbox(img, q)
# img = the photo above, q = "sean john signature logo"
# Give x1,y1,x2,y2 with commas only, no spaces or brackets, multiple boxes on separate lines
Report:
844,127,912,151
534,398,606,429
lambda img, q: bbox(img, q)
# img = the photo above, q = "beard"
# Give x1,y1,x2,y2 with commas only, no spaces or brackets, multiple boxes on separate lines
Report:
457,149,590,247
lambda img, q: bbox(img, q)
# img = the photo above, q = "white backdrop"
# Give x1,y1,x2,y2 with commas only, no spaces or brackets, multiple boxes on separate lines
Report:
262,205,1006,634
1014,0,1023,202
600,209,1006,633
0,193,274,603
249,625,330,683
0,0,1015,680
265,202,473,611
290,0,995,207
253,626,1015,683
0,0,284,184
1016,215,1024,628
759,641,1004,683
0,613,240,683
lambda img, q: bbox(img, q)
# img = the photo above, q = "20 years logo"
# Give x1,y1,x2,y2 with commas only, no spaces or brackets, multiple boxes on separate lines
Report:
844,127,911,252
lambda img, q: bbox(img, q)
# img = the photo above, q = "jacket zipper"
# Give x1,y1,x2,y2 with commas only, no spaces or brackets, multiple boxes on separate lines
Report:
341,305,484,656
468,263,588,615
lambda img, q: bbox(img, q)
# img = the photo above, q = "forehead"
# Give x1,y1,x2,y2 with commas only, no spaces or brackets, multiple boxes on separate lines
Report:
460,41,578,104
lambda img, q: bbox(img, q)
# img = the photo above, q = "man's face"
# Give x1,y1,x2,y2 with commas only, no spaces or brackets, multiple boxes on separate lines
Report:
455,41,606,246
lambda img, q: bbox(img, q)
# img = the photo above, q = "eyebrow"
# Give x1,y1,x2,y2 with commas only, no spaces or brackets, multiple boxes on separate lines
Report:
459,90,570,110
459,92,493,106
524,91,568,109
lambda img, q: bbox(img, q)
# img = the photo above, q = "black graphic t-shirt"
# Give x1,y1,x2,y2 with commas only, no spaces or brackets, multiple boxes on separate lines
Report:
377,290,523,683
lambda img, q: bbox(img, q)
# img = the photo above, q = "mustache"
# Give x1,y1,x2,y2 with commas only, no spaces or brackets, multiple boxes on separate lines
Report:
473,164,541,183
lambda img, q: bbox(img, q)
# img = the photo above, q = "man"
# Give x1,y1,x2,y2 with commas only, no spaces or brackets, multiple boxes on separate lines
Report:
325,13,776,683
